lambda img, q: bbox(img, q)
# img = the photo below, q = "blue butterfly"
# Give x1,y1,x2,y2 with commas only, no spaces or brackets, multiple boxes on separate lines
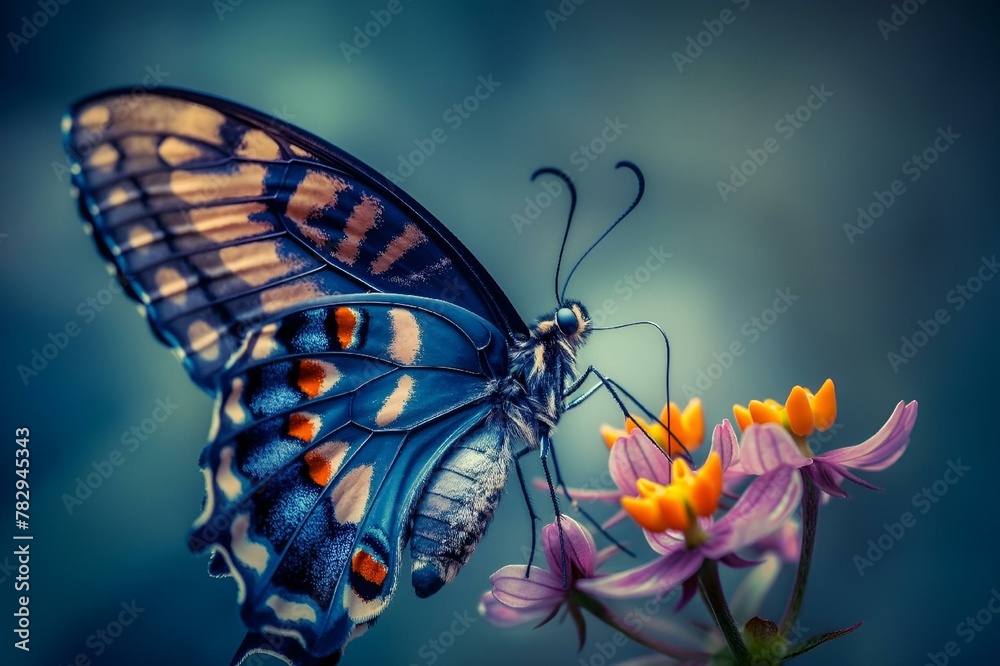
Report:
63,88,650,665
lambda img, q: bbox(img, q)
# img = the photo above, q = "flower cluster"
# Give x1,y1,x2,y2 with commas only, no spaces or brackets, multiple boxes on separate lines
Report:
480,379,918,664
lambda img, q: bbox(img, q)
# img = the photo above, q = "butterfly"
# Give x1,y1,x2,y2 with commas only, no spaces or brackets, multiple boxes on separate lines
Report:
62,87,649,665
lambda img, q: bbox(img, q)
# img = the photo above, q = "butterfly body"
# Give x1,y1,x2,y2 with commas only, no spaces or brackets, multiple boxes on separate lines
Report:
63,88,595,665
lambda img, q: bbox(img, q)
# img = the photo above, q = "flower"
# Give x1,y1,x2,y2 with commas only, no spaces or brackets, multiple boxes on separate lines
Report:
733,378,836,438
579,431,802,601
481,516,610,642
621,453,723,544
733,395,918,498
601,398,704,456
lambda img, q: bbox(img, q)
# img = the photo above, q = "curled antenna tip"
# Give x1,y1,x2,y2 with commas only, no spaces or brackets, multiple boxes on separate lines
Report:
531,166,569,182
559,160,647,302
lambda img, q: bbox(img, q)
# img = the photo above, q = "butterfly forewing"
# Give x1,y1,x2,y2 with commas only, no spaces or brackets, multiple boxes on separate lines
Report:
63,88,525,390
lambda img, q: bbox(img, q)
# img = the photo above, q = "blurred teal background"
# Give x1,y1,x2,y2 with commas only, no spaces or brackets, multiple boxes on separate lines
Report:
1,1,997,664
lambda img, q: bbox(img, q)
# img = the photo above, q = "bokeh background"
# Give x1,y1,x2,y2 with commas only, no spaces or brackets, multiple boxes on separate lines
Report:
1,1,997,664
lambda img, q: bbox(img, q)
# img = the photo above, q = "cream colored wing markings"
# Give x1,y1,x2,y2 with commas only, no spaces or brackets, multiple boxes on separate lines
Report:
71,95,418,376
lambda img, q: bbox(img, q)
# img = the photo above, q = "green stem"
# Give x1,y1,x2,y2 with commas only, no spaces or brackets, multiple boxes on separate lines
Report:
698,559,751,665
779,472,820,636
575,591,707,660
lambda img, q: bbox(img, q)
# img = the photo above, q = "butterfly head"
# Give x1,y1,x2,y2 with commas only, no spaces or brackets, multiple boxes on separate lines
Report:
534,300,591,348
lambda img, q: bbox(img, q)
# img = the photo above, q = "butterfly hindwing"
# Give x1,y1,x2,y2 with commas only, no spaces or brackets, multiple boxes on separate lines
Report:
190,294,512,663
63,88,526,390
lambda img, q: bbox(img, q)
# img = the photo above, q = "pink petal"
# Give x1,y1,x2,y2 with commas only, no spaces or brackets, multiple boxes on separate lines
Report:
645,519,710,556
531,478,622,504
602,508,629,530
730,553,782,623
609,430,672,496
542,516,598,578
711,420,740,473
752,518,801,563
596,544,621,568
565,488,624,503
704,467,803,559
578,548,704,600
816,400,917,471
490,565,564,608
806,460,882,497
478,590,550,628
733,424,812,475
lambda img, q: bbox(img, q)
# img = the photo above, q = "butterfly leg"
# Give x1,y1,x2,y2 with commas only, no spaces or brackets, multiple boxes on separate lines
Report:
546,443,635,558
514,446,540,578
539,440,569,588
563,365,638,420
563,363,598,397
564,366,690,462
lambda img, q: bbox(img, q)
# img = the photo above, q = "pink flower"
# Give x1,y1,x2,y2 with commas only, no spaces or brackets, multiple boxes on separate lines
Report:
577,429,802,601
480,516,613,642
734,400,918,497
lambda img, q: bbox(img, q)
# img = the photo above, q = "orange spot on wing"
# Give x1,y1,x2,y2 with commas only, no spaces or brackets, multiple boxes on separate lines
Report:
304,449,333,486
351,550,387,586
334,307,357,349
302,441,348,488
288,412,318,442
297,360,326,399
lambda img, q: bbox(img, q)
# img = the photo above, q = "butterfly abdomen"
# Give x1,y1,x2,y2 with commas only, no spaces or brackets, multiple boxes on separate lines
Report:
409,419,510,598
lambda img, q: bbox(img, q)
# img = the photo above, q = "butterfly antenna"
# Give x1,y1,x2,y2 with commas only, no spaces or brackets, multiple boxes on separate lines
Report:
531,167,578,306
560,161,645,303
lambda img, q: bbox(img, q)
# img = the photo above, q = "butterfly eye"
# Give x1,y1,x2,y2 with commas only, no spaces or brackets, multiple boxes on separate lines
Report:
555,307,579,336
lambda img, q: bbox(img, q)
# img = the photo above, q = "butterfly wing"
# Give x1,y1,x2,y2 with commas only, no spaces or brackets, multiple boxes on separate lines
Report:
62,87,527,391
63,88,535,664
189,293,514,664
